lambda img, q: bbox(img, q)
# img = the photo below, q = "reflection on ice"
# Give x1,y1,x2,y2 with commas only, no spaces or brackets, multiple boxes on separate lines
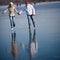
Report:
11,31,18,60
19,27,38,59
28,28,38,58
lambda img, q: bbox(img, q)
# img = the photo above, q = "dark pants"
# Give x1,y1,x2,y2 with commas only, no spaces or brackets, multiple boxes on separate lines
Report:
9,16,15,28
27,15,35,28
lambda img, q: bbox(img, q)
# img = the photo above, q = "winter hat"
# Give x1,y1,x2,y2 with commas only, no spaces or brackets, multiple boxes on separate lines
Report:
25,0,28,4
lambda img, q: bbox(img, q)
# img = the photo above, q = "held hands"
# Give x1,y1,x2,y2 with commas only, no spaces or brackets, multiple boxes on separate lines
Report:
17,11,22,15
17,12,20,15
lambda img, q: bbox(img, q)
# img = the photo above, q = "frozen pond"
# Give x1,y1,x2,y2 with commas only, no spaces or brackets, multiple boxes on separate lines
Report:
0,2,60,60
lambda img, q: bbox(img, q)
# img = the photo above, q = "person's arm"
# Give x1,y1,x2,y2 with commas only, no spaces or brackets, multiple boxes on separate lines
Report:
3,7,8,14
15,8,18,13
32,5,36,16
14,7,19,15
19,7,26,15
19,10,23,15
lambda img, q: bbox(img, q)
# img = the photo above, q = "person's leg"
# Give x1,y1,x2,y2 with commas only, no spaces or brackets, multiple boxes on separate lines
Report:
30,15,35,27
12,16,15,28
33,29,36,41
9,16,13,28
27,15,31,29
29,27,31,48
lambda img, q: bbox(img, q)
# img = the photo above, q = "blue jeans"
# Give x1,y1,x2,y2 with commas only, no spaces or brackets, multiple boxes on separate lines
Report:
9,16,15,28
27,15,35,28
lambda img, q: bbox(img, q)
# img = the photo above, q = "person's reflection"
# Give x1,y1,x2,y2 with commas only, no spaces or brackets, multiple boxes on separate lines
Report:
11,31,18,60
28,28,38,60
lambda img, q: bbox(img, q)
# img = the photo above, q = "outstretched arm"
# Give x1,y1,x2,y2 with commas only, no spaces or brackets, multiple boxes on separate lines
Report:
3,7,8,14
19,7,26,15
19,11,23,15
14,8,20,15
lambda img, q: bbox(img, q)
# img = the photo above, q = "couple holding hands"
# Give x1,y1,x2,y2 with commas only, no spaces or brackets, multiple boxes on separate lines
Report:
3,1,36,30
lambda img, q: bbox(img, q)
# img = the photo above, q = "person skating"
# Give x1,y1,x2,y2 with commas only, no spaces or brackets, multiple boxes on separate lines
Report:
3,2,19,31
19,1,36,29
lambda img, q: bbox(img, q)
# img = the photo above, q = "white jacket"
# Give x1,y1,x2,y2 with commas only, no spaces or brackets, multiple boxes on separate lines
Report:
20,4,35,15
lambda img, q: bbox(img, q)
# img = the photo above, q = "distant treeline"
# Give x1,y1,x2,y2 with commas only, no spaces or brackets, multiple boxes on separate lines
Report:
0,0,60,5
